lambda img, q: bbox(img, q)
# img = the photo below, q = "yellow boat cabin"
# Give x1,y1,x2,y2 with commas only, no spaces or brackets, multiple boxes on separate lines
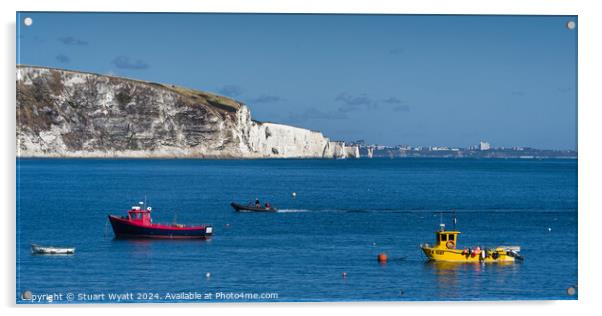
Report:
420,223,522,263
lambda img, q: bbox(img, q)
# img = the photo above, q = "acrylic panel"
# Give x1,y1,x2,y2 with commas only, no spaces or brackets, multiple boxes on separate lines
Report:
16,12,577,304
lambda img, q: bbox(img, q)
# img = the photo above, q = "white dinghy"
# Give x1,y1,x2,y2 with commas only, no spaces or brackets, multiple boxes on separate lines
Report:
31,244,75,255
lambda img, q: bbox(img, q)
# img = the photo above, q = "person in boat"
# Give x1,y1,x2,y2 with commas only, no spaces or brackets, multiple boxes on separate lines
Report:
265,202,271,209
255,198,261,208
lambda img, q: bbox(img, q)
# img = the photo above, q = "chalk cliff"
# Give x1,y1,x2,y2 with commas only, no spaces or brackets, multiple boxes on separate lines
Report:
16,66,359,159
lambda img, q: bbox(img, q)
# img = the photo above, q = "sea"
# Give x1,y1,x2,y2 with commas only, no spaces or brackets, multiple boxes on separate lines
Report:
16,158,578,303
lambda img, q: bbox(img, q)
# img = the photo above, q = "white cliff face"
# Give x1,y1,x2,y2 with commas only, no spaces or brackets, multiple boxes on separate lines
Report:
247,121,346,158
16,66,359,159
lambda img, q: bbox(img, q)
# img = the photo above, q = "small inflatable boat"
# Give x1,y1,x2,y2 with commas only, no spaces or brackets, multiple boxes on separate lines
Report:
230,202,277,212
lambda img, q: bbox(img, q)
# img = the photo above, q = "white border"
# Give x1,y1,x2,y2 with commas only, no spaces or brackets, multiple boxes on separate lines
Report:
2,1,600,316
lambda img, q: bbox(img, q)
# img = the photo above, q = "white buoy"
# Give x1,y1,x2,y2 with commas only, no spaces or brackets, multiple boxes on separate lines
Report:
205,272,211,278
548,227,552,232
292,192,297,198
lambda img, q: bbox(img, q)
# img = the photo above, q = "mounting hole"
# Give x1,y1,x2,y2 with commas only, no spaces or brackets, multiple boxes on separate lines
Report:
566,21,576,30
21,290,32,300
567,286,576,296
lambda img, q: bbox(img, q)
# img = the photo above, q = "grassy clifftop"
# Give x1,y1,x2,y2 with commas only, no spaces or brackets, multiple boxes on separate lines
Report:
16,65,244,113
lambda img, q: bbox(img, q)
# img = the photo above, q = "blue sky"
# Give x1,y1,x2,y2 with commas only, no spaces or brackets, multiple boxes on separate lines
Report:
17,13,577,150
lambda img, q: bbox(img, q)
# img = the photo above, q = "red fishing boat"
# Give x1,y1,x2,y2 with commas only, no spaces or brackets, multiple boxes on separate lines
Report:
108,202,213,239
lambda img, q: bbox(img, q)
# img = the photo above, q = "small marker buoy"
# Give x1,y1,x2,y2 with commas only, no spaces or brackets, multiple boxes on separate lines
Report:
342,272,347,278
378,253,388,263
372,242,376,246
292,192,297,199
548,227,552,232
205,272,211,278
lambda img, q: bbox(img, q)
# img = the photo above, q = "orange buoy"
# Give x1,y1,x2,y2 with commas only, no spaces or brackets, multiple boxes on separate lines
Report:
377,253,388,263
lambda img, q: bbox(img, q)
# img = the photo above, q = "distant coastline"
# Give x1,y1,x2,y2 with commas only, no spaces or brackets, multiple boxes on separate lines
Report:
353,142,577,160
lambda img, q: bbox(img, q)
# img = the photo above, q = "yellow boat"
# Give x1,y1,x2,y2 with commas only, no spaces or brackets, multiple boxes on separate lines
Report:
420,222,523,263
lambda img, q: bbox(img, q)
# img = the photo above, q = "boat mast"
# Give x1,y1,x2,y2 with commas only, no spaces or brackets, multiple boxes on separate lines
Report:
437,210,457,231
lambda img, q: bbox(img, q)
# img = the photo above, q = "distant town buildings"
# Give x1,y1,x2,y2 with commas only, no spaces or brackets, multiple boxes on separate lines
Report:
479,141,491,151
351,139,576,159
430,146,450,151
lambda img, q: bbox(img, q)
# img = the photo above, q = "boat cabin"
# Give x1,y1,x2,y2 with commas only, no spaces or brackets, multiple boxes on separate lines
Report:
434,224,460,249
127,204,153,225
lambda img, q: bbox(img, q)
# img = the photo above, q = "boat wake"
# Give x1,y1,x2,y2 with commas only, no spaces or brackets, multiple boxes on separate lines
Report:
270,208,573,214
276,209,310,213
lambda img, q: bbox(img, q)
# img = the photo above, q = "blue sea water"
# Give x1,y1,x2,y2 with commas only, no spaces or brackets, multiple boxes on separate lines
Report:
16,158,577,303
